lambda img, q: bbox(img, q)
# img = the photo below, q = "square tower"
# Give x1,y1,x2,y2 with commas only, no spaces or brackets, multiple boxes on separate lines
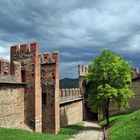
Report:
10,42,42,132
41,51,60,134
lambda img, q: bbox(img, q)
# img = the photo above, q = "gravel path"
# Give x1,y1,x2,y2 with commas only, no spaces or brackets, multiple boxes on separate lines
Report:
69,121,103,140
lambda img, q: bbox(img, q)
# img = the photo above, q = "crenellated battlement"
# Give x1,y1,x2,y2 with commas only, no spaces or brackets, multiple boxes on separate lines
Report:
132,67,139,78
10,42,59,64
0,41,65,134
52,51,59,62
60,88,81,103
0,59,10,76
10,42,39,61
43,52,50,62
11,42,39,54
0,59,21,82
40,51,59,63
78,65,88,76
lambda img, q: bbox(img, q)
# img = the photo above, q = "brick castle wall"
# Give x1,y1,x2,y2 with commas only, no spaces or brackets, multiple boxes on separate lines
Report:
60,88,83,126
0,83,25,129
0,59,21,82
0,42,85,134
10,42,42,132
60,100,83,126
0,42,60,134
106,69,140,118
1,42,139,133
130,78,140,110
78,65,88,95
41,51,60,134
60,88,81,102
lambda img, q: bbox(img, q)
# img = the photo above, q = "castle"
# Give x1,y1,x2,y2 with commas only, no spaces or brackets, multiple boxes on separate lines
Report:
0,42,140,134
0,42,83,134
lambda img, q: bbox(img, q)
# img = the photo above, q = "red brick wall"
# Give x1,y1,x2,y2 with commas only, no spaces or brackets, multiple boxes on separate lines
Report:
41,51,60,134
10,42,42,132
0,60,21,83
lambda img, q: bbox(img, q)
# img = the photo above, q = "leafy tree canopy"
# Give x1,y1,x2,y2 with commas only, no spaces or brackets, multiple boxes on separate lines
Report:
85,50,134,125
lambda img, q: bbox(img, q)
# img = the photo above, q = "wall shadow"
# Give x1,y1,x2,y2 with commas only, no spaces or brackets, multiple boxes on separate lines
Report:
84,104,98,121
60,107,68,127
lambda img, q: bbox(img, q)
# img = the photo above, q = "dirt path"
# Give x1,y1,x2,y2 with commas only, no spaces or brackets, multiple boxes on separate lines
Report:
69,121,103,140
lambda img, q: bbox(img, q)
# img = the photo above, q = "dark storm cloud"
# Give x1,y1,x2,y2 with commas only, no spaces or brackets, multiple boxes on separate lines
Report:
0,0,140,78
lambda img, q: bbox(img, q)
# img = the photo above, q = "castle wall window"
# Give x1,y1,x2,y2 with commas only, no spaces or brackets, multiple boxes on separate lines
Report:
21,70,26,82
42,92,46,104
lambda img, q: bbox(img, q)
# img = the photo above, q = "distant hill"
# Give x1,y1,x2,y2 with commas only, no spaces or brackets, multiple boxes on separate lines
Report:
60,78,79,89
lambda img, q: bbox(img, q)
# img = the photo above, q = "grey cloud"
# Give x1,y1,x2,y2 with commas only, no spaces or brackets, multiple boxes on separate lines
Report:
0,0,140,78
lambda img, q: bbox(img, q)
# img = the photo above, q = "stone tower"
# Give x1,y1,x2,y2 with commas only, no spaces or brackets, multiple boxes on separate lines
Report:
78,65,88,95
78,65,88,120
41,51,60,134
10,42,42,132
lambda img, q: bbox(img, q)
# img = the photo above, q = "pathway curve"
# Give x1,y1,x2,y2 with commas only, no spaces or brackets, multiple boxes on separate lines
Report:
69,121,103,140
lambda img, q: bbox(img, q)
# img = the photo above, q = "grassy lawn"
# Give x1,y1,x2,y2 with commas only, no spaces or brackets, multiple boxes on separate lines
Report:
0,122,83,140
100,110,140,140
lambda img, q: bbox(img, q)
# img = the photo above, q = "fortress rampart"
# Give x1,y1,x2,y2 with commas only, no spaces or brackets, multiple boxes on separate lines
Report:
0,60,21,82
60,88,81,103
60,88,83,127
0,42,139,134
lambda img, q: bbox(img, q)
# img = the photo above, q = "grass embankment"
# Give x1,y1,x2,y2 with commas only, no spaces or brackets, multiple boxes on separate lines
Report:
100,110,140,140
0,123,83,140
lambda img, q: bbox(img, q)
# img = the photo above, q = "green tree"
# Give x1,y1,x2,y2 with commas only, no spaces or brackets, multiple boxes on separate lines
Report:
85,50,134,126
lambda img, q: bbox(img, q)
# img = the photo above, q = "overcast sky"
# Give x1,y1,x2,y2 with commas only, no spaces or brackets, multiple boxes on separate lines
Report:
0,0,140,79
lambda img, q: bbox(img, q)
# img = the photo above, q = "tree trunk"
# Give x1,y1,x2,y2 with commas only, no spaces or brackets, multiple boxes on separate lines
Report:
105,99,110,126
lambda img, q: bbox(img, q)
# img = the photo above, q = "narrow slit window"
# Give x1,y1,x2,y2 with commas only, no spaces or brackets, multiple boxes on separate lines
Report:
21,70,26,82
42,93,46,104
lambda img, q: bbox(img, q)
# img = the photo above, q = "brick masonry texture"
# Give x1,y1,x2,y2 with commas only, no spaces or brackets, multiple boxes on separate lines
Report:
60,100,83,126
0,83,25,129
41,62,60,134
60,88,81,102
0,60,21,82
0,42,140,134
59,88,83,127
0,42,61,134
10,42,42,132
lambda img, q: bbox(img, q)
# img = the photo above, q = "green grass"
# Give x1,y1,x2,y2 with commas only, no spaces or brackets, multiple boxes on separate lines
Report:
0,122,83,140
100,110,140,140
